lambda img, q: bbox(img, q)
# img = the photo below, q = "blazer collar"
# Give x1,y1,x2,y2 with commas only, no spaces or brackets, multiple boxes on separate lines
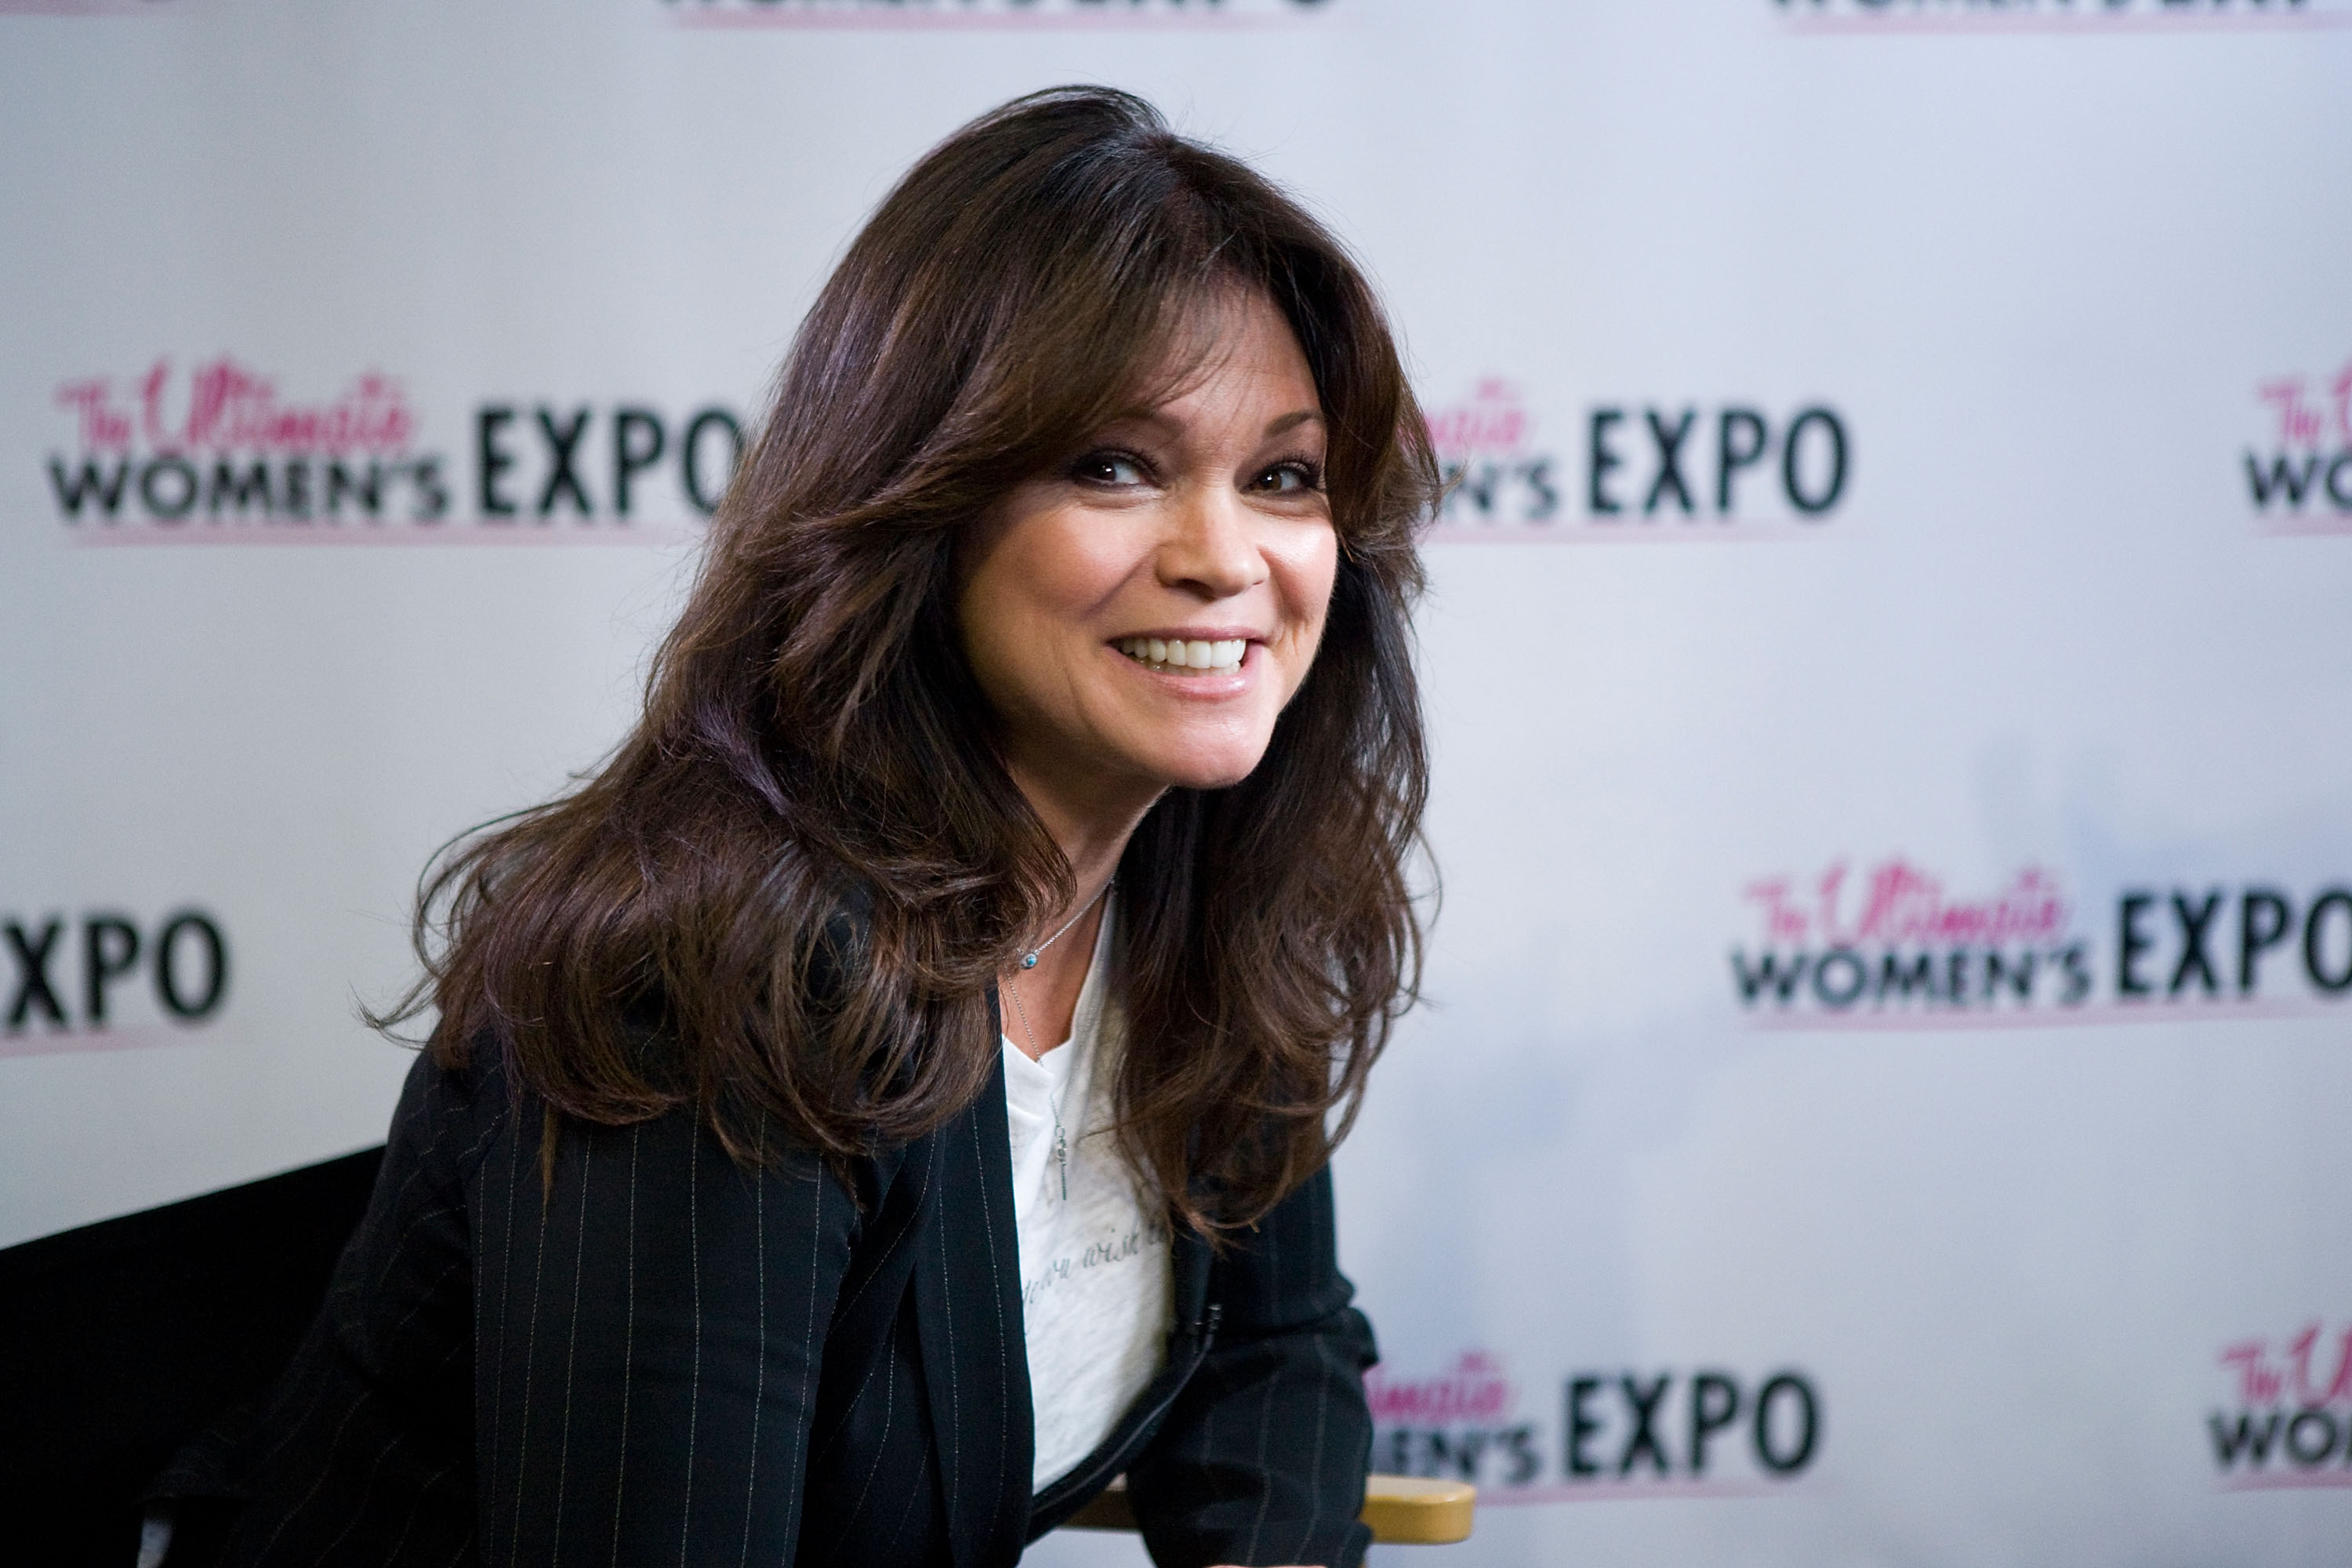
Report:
910,988,1222,1562
911,999,1033,1568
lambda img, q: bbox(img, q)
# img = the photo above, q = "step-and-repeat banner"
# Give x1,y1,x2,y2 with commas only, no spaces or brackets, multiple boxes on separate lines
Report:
3,2,2347,1563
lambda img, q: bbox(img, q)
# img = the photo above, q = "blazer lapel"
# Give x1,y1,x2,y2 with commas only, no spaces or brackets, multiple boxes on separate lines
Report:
912,1033,1033,1568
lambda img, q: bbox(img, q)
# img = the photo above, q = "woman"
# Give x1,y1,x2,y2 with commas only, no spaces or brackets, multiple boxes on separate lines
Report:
160,86,1438,1568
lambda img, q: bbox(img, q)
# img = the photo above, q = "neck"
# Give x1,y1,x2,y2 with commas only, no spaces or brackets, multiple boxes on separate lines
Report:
996,757,1160,1062
1005,754,1161,914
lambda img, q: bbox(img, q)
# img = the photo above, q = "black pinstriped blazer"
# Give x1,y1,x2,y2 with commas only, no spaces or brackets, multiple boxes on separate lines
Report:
158,1019,1379,1568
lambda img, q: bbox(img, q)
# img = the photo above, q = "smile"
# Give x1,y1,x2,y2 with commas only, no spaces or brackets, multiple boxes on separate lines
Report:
1116,637,1247,675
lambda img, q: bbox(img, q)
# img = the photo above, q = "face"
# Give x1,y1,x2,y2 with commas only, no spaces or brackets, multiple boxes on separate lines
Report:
959,289,1338,819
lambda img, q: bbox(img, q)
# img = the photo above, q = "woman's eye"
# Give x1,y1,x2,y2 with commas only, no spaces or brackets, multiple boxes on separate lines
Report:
1074,452,1149,487
1253,460,1321,495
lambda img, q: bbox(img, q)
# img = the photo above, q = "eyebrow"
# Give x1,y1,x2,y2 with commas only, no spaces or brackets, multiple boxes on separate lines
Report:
1263,409,1324,438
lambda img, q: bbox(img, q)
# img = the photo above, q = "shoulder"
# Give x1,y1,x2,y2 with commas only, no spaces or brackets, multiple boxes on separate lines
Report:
390,1040,512,1181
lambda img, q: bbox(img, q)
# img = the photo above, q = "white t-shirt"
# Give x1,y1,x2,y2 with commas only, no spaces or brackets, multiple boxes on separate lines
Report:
1002,909,1172,1492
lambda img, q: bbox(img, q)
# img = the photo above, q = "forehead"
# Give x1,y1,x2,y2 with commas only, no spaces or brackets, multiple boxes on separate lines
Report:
1109,287,1322,431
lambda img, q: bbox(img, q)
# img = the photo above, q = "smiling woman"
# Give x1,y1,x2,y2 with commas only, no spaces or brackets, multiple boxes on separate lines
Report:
961,288,1342,841
151,88,1440,1568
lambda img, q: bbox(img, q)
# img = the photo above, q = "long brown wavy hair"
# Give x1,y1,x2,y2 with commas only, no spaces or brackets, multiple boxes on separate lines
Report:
389,87,1438,1229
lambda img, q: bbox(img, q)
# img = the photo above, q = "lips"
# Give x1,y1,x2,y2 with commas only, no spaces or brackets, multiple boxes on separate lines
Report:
1116,636,1247,674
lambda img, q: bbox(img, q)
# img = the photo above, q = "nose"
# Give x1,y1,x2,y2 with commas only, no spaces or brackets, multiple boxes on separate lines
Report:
1156,483,1266,600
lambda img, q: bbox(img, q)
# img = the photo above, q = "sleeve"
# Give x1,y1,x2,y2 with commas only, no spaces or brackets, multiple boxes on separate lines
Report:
470,1091,862,1567
1123,1165,1380,1568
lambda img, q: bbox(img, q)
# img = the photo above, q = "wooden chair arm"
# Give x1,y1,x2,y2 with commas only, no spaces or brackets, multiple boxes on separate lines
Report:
1060,1472,1475,1545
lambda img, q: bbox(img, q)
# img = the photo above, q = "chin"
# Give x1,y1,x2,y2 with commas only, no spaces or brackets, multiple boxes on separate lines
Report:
1143,741,1274,793
1163,764,1260,793
1100,702,1287,795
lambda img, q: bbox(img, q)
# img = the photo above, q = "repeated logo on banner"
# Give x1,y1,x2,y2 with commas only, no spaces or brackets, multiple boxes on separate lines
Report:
1372,1324,2352,1499
1370,1352,1823,1501
658,0,1337,27
1775,0,2352,32
1424,379,1852,540
5,6,2350,1564
43,363,1866,545
2,907,230,1057
1730,860,2352,1025
44,358,743,540
2214,1323,2352,1487
2,2,185,15
2250,361,2352,533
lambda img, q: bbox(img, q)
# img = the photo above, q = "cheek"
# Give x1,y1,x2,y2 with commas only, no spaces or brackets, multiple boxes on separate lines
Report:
965,514,1094,634
1277,526,1341,659
957,557,1059,728
1011,515,1145,627
954,562,1016,693
960,514,1146,717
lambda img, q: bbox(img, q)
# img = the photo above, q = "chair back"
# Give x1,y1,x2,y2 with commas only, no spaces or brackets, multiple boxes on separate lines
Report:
0,1149,383,1566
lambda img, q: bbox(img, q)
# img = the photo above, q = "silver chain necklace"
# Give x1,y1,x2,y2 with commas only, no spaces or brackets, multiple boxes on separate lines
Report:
1018,877,1110,971
1002,880,1111,1201
1002,978,1076,1200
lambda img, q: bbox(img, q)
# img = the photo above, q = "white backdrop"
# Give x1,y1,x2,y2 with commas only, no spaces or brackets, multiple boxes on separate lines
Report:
5,2,2350,1563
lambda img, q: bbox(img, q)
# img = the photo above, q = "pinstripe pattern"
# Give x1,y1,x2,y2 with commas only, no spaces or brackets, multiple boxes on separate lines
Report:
609,1126,640,1567
163,1036,1377,1568
1124,1168,1378,1568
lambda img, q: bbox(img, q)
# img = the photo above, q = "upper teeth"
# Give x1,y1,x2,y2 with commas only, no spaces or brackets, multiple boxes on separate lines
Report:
1118,637,1247,672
